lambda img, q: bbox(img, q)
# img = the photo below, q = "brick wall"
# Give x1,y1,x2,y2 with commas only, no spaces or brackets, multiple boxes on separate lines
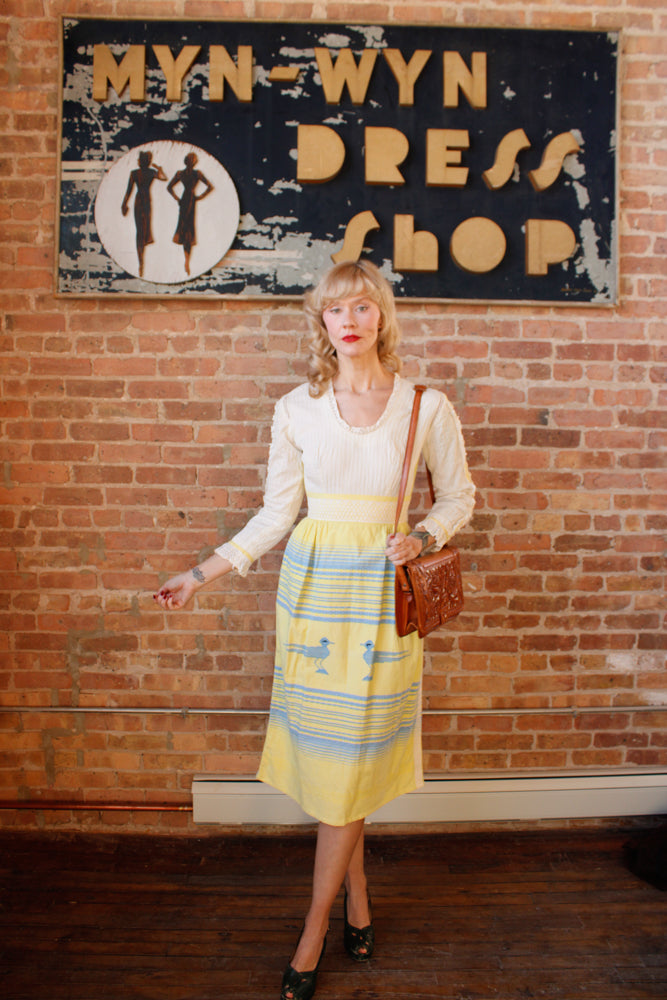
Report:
1,0,665,833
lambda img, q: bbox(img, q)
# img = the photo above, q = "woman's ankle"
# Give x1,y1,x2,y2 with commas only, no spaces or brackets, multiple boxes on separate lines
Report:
343,880,371,928
344,870,368,897
291,916,328,972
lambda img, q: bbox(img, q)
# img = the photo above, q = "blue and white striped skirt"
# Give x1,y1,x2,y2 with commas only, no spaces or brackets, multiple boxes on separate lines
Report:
257,514,424,825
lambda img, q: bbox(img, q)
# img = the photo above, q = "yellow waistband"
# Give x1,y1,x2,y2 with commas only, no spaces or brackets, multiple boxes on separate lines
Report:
307,493,398,524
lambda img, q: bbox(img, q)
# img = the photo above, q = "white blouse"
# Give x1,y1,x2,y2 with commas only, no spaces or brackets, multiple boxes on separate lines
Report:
216,375,475,576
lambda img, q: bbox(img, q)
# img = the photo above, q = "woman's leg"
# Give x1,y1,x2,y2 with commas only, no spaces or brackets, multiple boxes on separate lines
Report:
288,818,365,975
343,825,371,929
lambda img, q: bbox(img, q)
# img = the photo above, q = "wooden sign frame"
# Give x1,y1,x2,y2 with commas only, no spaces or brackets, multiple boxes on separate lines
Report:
57,18,619,303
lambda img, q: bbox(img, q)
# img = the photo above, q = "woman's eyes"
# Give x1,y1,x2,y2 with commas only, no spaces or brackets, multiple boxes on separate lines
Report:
328,303,369,314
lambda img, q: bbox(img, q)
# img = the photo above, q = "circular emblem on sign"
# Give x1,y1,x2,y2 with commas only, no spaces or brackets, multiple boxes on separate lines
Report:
94,141,240,284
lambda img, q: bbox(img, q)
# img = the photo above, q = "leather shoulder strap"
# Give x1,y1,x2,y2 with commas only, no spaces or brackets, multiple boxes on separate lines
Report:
394,385,426,533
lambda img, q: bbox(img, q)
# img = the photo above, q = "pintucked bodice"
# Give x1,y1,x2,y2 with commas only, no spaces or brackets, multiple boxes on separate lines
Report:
216,376,475,576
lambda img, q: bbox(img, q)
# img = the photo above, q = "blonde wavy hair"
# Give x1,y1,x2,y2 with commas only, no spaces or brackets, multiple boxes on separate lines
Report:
303,260,402,397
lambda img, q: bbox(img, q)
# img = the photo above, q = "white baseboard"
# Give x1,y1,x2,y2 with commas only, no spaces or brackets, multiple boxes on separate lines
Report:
191,771,667,826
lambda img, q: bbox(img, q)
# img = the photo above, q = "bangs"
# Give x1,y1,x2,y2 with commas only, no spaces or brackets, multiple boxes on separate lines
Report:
317,263,383,311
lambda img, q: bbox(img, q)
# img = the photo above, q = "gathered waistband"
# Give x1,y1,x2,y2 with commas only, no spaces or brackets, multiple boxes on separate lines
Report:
307,493,400,524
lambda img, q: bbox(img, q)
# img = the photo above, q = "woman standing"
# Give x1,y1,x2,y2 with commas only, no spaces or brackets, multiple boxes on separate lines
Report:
155,260,475,1000
121,150,167,277
167,151,214,275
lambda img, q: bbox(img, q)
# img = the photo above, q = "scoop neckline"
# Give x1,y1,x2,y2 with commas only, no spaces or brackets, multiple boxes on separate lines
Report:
327,374,401,434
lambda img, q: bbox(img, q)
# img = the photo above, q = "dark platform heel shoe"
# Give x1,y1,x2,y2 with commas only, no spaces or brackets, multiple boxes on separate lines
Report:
343,891,375,962
280,931,327,1000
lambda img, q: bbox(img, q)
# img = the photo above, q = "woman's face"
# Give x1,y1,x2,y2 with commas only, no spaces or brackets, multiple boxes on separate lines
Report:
322,294,383,360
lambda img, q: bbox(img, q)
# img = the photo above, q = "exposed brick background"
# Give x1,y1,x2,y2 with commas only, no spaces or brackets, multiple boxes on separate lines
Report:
0,0,665,833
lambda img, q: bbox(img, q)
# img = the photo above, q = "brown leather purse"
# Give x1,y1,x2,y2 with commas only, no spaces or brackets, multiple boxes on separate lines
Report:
394,385,464,638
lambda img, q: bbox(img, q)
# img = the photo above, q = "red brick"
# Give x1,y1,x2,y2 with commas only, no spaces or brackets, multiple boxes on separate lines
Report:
0,0,665,832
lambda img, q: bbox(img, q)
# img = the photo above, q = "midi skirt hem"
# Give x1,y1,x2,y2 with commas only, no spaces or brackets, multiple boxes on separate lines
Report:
256,766,425,827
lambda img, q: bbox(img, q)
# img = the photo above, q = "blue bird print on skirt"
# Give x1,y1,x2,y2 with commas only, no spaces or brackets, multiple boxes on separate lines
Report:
285,637,334,673
360,640,411,681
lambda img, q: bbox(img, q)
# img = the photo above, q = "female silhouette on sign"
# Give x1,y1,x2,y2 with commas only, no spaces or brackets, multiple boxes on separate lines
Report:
121,150,167,278
167,152,214,275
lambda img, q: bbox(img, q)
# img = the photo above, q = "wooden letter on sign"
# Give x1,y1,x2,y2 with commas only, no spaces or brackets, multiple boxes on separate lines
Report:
93,44,146,101
314,47,378,104
443,51,487,108
426,129,470,187
394,215,439,271
297,125,346,183
365,127,409,185
482,128,531,189
331,211,381,263
450,217,507,273
529,132,580,191
383,49,431,105
152,46,201,101
526,219,577,275
209,45,254,102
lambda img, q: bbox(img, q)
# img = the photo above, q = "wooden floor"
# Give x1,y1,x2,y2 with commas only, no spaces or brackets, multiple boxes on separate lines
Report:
1,827,666,1000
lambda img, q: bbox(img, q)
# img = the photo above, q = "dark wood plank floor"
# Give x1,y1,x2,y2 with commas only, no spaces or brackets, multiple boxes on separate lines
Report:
1,827,665,1000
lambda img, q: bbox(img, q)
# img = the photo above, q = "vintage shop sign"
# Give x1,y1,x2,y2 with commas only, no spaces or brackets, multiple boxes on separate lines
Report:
58,19,618,301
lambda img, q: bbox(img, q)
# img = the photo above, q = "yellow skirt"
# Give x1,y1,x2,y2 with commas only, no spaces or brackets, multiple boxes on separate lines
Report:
257,515,424,825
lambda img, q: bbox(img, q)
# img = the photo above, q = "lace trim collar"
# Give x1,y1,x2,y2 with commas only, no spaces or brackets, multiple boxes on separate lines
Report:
326,374,402,434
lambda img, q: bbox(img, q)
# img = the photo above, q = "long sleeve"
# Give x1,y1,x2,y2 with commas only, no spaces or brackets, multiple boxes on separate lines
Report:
215,394,305,576
414,390,476,548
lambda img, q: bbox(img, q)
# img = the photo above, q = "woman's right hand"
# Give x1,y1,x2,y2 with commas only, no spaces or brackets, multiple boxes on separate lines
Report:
154,571,202,610
153,554,233,611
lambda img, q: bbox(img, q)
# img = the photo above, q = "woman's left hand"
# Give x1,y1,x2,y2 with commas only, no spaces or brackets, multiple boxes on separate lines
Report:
385,531,423,566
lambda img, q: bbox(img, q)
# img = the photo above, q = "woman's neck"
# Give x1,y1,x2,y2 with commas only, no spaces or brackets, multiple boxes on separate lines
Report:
331,360,396,428
333,356,394,395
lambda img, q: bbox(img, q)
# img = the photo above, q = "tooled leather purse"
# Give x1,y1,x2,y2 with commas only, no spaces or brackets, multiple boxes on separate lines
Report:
394,385,464,638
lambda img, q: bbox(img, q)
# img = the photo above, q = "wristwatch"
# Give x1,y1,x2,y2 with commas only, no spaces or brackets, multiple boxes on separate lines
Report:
409,530,436,555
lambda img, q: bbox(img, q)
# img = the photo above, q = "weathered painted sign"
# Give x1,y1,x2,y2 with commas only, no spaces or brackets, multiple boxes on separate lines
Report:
58,18,618,301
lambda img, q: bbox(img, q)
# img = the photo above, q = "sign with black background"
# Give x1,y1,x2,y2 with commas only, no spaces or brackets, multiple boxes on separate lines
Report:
58,18,618,302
